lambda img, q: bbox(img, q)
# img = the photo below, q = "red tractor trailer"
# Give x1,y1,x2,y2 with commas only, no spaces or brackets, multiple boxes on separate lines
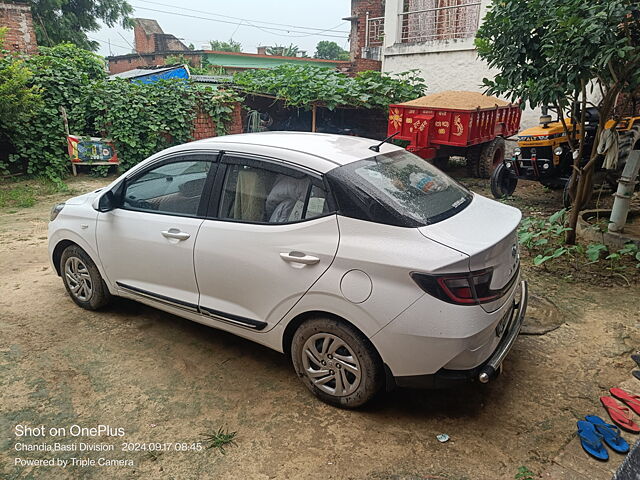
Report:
388,91,521,178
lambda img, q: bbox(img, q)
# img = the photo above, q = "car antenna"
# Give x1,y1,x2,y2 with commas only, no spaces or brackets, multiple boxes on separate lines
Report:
369,132,400,152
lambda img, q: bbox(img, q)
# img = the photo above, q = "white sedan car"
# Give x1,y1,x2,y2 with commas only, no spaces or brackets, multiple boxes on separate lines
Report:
49,132,527,408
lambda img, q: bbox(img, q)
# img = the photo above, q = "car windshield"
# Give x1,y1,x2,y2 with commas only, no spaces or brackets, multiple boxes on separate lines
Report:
326,149,472,227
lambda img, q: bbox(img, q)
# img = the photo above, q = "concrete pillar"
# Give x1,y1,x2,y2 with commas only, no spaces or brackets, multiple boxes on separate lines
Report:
383,0,401,49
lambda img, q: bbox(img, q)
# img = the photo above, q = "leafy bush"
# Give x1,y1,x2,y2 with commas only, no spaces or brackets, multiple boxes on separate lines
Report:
519,209,640,271
0,30,41,140
90,80,239,171
6,44,106,181
234,64,427,110
2,44,240,182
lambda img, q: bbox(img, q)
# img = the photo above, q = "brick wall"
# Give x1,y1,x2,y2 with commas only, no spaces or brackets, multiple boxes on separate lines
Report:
133,22,155,54
192,102,243,140
350,57,382,73
108,52,202,74
349,0,384,63
0,2,37,54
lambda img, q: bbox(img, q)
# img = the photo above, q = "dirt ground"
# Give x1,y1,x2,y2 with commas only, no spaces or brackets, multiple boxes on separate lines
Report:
1,174,639,480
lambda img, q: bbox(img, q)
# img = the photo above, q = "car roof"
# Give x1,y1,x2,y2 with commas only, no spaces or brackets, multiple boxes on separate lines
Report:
184,132,403,173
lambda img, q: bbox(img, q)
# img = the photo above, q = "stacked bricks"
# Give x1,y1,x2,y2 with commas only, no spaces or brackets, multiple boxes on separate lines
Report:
192,102,243,140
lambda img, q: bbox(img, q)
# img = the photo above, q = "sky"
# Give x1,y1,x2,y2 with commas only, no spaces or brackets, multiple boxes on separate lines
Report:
94,0,351,57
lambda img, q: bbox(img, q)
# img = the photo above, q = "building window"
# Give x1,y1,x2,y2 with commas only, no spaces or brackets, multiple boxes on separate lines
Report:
400,0,481,44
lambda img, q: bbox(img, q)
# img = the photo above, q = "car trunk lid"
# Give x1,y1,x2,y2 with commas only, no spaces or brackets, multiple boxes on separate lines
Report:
418,194,522,313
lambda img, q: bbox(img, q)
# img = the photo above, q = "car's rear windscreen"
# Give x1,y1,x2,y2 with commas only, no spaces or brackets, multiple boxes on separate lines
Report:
326,149,472,227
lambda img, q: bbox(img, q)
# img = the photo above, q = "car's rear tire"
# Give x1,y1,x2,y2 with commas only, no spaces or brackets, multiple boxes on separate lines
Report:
490,162,518,198
60,245,111,310
291,317,383,408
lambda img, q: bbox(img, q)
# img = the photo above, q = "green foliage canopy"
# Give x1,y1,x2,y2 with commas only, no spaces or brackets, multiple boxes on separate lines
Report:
266,44,303,57
314,41,350,61
0,29,41,137
90,80,239,172
234,65,427,110
209,39,242,53
475,0,640,110
27,0,133,51
2,44,240,181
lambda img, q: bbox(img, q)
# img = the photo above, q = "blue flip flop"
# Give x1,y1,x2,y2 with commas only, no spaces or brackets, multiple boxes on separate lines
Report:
585,415,630,454
577,420,609,460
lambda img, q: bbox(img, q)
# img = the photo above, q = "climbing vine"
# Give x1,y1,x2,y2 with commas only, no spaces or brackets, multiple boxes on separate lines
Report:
234,64,427,110
2,44,240,181
89,80,239,172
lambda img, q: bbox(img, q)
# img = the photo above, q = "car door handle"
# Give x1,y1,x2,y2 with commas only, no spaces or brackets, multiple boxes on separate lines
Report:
161,229,191,241
280,251,320,265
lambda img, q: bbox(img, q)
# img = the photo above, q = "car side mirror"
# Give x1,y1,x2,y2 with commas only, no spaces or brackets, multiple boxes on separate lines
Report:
97,191,116,212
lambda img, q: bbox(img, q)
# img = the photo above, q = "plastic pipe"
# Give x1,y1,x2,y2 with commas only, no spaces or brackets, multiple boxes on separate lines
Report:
608,150,640,233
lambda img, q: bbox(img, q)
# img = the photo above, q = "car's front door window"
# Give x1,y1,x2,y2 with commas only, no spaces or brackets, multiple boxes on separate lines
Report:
123,160,212,216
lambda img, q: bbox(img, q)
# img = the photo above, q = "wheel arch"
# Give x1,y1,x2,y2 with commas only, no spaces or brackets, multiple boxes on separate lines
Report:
52,239,79,276
282,309,393,394
281,310,380,360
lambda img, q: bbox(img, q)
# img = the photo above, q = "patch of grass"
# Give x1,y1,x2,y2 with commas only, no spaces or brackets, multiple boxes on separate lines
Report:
201,427,237,454
515,466,535,480
0,177,69,209
0,185,36,208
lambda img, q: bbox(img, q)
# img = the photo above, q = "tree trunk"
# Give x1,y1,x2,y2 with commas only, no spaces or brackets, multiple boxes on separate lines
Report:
565,87,620,244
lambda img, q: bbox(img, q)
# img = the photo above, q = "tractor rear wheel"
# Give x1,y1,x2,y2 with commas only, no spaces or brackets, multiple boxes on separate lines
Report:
479,137,506,179
562,175,593,210
466,145,482,177
490,163,518,198
433,156,449,171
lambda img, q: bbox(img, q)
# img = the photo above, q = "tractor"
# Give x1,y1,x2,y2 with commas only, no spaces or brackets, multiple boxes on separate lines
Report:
490,107,640,207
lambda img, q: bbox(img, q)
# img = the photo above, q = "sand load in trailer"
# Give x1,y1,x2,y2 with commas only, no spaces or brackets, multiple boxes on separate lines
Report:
388,91,522,178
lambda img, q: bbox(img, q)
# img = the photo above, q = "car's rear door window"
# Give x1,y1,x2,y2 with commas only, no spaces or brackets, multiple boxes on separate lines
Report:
217,158,330,224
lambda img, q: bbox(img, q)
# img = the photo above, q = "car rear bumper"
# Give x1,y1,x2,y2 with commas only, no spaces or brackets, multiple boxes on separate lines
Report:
391,280,528,389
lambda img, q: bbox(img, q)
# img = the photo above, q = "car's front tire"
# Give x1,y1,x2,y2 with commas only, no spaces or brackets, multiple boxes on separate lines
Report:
291,317,383,408
60,245,111,310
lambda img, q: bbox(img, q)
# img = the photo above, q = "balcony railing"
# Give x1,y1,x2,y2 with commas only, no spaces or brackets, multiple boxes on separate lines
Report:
400,1,481,44
366,15,385,47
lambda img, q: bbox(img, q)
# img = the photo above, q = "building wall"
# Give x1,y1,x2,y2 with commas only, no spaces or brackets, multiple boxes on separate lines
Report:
381,0,541,128
108,52,202,75
348,0,384,70
0,1,37,55
192,102,243,140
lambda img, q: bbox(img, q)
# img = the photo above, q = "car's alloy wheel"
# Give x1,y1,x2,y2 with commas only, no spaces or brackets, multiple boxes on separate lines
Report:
291,317,383,408
60,245,111,310
64,256,93,302
301,333,362,397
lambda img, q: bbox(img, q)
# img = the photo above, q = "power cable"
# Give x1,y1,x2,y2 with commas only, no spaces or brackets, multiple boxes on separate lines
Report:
134,0,350,33
130,5,349,39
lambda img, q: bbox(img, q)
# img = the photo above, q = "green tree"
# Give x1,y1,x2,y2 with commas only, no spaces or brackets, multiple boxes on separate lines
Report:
266,44,302,57
476,0,640,243
0,28,41,144
314,41,349,61
26,0,133,51
209,39,242,52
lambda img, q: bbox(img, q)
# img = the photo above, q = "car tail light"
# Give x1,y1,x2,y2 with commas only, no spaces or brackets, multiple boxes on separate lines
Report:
411,268,503,306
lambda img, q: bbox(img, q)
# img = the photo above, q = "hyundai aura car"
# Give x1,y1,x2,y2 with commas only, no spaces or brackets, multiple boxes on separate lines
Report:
49,132,528,408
